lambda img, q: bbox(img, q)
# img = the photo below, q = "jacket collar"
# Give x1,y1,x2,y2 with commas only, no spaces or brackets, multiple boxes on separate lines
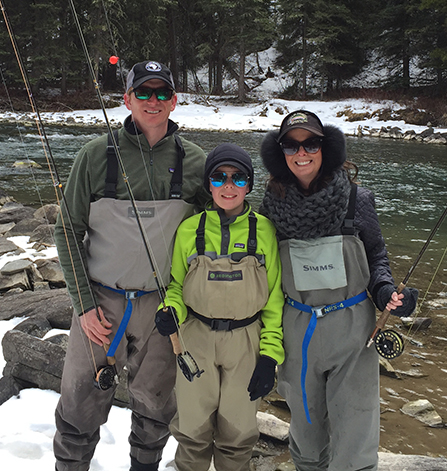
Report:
123,114,179,137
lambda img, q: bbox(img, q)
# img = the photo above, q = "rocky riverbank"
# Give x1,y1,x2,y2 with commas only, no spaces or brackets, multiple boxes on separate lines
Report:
1,190,447,470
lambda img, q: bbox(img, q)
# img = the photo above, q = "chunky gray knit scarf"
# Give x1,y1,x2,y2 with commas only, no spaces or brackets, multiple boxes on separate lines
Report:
261,169,352,240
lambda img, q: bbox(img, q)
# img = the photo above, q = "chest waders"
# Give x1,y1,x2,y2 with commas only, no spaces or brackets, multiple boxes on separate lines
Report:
183,210,269,328
282,184,371,423
90,130,197,389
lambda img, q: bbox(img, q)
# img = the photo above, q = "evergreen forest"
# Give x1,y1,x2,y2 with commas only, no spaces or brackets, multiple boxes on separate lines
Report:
1,0,447,106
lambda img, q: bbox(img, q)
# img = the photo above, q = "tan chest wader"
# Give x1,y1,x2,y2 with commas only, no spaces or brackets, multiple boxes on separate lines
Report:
277,184,380,471
170,211,269,471
54,132,193,470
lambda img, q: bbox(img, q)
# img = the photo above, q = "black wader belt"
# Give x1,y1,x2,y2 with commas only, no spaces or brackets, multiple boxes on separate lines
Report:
105,130,185,199
189,308,260,331
195,210,258,256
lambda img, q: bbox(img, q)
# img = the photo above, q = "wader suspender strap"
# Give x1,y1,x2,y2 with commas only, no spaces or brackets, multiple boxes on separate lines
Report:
247,212,257,256
171,134,185,199
105,129,120,198
341,183,357,236
195,212,207,255
104,130,185,199
195,210,258,256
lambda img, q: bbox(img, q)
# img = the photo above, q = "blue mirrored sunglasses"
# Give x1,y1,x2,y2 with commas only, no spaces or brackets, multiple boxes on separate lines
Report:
132,87,174,101
280,137,323,155
210,172,249,188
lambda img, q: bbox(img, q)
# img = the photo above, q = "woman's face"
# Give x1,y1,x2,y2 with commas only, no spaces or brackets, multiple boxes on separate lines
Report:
282,128,323,189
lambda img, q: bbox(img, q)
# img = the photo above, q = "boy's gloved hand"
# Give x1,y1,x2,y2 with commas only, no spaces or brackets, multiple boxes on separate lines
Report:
248,356,277,401
376,284,418,317
155,306,178,336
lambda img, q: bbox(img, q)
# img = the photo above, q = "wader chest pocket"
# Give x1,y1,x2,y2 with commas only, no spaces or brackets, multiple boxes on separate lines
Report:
289,236,347,292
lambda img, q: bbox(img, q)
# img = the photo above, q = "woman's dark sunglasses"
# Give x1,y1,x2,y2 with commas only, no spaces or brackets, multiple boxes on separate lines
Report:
280,137,323,155
132,87,174,101
210,172,249,188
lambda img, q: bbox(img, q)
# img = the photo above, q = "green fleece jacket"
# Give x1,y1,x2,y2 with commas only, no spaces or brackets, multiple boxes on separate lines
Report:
54,116,209,313
162,203,285,365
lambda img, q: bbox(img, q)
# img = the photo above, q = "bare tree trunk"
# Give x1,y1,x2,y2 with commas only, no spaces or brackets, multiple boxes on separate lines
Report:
167,6,179,89
402,37,411,88
302,18,307,99
208,60,213,94
215,54,224,95
238,33,246,101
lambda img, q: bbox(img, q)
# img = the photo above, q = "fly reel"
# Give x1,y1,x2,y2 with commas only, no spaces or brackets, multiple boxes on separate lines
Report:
374,329,404,359
177,351,204,382
94,365,119,390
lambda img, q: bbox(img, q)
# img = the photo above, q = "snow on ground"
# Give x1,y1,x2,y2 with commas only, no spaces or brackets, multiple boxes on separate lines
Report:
2,96,435,137
0,385,178,470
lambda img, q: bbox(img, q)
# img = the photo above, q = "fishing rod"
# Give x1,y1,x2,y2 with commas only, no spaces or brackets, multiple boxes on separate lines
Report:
68,0,203,382
0,0,120,390
367,204,447,359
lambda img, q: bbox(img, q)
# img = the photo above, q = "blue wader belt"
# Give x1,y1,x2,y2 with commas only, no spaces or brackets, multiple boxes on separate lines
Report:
287,290,368,424
98,283,156,358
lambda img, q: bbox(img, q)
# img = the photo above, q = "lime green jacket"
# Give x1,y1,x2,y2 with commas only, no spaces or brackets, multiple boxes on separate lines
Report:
163,203,285,365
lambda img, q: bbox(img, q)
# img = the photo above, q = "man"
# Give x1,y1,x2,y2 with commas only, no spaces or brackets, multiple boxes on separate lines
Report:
53,60,209,471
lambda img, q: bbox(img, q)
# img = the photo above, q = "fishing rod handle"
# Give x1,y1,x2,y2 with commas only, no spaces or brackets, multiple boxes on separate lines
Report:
366,282,407,347
170,332,182,355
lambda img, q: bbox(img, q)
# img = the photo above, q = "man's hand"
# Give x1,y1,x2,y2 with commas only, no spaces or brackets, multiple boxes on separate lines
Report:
80,306,112,346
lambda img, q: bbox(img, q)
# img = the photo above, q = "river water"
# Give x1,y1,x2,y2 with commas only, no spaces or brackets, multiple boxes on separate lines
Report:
1,124,447,459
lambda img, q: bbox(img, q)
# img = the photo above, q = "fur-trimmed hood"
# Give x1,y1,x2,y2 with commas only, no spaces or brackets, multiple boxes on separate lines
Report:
260,124,346,181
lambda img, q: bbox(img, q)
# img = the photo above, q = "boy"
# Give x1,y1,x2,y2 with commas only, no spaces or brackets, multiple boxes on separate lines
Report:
155,143,284,471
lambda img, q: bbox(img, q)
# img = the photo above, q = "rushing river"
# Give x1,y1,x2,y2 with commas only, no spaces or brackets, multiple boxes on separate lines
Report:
1,124,446,296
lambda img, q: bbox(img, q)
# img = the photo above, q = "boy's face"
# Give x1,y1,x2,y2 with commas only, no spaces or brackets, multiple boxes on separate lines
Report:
209,165,249,217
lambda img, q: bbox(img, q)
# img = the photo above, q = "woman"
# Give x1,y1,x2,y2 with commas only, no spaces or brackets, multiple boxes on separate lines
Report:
260,110,418,471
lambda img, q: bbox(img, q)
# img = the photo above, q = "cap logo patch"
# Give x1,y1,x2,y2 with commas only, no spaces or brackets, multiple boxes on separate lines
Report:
288,112,308,126
146,61,162,72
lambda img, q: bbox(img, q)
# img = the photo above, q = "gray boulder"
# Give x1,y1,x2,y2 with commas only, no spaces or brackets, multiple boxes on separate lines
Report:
0,203,35,224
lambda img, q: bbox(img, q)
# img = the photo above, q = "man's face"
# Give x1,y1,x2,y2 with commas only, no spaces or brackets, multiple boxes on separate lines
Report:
124,79,177,133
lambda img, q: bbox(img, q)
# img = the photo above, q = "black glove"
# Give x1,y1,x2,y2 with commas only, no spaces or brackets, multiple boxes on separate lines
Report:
247,356,277,401
155,306,178,336
376,284,418,317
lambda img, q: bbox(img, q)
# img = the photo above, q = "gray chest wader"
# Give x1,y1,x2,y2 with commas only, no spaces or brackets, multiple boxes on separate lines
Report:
279,184,374,423
86,131,194,388
183,211,269,330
